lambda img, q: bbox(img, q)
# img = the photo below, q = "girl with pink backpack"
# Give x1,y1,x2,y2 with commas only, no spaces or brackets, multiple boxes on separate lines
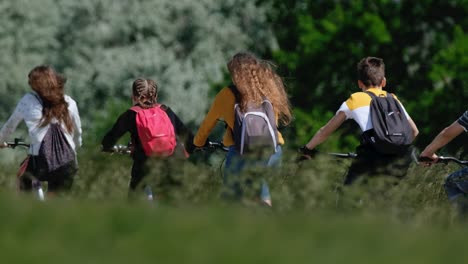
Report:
101,78,193,200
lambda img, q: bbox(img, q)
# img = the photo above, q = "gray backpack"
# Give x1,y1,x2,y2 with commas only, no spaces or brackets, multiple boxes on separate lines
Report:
230,85,278,155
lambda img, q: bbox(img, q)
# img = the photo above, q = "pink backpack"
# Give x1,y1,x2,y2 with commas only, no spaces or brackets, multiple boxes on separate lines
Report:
130,105,176,157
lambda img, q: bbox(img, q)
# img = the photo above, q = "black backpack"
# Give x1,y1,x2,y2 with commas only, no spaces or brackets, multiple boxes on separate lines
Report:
229,85,278,155
34,123,77,180
361,91,413,155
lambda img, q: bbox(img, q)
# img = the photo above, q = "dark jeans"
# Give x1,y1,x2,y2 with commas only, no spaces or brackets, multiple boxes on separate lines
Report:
344,145,415,185
129,157,182,199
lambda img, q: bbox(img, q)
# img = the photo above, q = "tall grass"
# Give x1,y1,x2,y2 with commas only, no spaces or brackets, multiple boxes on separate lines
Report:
0,147,462,217
0,147,466,263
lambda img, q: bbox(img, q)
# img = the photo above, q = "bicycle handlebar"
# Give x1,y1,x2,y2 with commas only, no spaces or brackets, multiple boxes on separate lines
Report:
196,141,229,152
5,138,30,149
103,145,132,155
297,150,357,163
328,152,358,158
419,156,468,166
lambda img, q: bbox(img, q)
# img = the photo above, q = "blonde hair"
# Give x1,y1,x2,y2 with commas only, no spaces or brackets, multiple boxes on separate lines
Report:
132,78,158,108
28,65,74,133
227,52,292,126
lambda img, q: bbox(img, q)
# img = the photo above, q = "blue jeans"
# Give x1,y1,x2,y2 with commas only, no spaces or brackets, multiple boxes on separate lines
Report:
224,145,282,201
444,167,468,201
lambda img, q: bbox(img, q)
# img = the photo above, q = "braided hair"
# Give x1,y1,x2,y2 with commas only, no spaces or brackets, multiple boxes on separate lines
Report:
132,78,158,108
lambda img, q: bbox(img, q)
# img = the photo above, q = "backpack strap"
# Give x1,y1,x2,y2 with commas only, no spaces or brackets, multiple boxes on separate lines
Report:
159,104,168,111
228,84,241,103
130,105,142,113
229,85,241,131
30,92,43,106
365,91,379,100
365,90,392,100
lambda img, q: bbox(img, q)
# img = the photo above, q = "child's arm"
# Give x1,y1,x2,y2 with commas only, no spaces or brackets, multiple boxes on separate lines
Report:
193,89,229,147
304,111,347,150
165,107,195,150
68,98,82,148
101,111,133,151
408,118,419,139
420,121,465,160
0,97,26,147
398,102,419,139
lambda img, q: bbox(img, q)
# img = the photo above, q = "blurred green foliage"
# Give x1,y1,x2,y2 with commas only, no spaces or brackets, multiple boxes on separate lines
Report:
264,0,467,152
1,0,466,152
0,0,276,144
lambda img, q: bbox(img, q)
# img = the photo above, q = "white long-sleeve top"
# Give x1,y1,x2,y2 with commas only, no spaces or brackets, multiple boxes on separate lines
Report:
0,92,82,155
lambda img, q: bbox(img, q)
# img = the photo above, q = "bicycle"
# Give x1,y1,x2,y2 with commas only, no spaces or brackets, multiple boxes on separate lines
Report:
4,138,45,201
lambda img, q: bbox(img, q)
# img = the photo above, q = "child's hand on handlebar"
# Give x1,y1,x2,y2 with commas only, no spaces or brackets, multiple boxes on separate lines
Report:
418,152,439,167
184,141,200,154
193,141,212,153
192,147,205,153
0,142,7,148
297,146,318,161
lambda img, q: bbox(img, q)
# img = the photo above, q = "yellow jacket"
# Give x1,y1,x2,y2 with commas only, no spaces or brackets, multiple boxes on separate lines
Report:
193,87,285,147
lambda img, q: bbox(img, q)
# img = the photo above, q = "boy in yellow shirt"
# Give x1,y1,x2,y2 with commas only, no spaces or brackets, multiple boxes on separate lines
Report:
300,57,419,185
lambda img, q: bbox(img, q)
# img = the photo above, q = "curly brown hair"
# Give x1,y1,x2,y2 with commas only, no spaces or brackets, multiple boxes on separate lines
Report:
28,65,74,133
132,78,158,109
227,52,292,126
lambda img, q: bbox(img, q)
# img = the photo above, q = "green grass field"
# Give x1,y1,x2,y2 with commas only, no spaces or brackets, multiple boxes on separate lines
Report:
0,148,467,263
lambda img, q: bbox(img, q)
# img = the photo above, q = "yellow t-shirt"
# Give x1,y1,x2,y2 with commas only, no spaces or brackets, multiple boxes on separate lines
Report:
193,87,285,147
